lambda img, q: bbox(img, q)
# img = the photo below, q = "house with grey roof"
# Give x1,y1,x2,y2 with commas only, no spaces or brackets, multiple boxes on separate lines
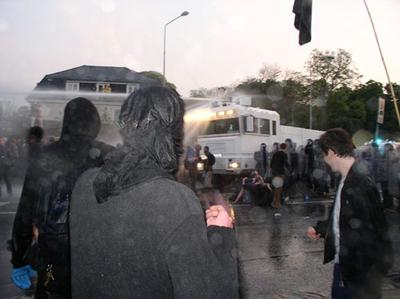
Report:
27,65,162,141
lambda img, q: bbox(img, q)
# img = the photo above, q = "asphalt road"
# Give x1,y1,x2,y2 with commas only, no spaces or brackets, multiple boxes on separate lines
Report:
1,182,399,299
234,202,400,298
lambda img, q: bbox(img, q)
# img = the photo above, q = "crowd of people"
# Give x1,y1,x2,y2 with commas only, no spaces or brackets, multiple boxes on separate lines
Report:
231,137,400,215
229,138,334,212
7,88,238,299
0,127,56,198
183,144,216,191
3,86,397,299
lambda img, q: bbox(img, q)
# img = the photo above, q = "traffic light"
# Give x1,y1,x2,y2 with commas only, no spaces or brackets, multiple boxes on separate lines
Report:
293,0,313,45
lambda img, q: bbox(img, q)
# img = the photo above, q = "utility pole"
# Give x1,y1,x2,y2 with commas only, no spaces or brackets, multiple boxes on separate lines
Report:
363,0,400,128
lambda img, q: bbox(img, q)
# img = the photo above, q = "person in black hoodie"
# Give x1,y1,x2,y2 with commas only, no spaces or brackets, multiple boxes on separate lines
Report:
270,143,290,210
70,86,239,299
307,129,393,299
10,97,114,299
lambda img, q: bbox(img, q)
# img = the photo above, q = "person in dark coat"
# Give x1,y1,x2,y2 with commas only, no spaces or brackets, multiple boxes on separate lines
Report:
26,126,44,162
307,128,393,299
184,144,202,191
0,137,19,196
304,138,314,189
9,97,114,298
254,143,268,178
270,143,290,209
70,86,239,299
7,127,44,294
0,137,12,197
202,145,215,187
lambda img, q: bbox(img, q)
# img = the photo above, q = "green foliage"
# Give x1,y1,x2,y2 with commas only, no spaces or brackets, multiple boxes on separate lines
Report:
350,80,384,132
139,71,177,91
306,48,361,91
0,103,31,137
233,50,399,137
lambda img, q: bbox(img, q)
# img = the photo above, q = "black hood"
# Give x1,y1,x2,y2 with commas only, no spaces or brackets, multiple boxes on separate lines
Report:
93,86,184,203
60,97,101,142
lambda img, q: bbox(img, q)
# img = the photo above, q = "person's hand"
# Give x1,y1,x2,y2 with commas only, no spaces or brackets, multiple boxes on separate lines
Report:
254,178,262,185
33,225,39,241
265,183,272,191
11,265,33,289
307,226,321,240
206,205,233,228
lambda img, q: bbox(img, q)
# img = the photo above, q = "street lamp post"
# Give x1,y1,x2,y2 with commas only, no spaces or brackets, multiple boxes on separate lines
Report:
309,99,313,129
163,11,189,86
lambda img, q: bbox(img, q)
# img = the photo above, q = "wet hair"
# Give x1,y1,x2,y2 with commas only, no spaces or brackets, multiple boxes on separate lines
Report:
119,86,185,170
319,128,355,157
61,97,101,140
28,126,44,142
93,86,184,203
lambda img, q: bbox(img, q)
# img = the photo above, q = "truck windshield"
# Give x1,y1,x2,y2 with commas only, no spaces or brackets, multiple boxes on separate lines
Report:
202,118,240,135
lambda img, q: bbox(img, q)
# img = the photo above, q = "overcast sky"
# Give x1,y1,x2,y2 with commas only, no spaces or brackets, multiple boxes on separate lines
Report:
0,0,399,102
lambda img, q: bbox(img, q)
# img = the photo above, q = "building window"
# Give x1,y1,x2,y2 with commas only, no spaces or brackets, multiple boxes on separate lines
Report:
110,84,126,93
79,82,97,92
259,119,270,135
97,83,111,93
127,84,139,94
66,82,79,91
204,118,240,135
243,116,258,133
272,120,277,135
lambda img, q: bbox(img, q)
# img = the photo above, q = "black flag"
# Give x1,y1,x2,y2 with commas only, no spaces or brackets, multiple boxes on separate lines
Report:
293,0,312,45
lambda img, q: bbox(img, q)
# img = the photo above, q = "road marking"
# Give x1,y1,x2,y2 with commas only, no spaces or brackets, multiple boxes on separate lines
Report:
0,201,10,207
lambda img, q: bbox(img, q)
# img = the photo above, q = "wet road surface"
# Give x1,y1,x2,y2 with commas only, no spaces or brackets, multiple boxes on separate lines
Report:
1,182,400,298
234,201,400,299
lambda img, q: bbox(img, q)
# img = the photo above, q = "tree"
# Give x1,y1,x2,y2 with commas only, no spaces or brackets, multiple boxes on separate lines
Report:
280,78,308,126
350,80,384,132
384,82,400,99
258,63,282,82
381,82,400,135
0,102,31,137
139,71,177,91
326,89,348,128
236,78,274,95
306,49,361,92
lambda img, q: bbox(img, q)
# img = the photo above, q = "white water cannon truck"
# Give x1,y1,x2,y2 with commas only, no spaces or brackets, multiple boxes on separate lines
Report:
184,96,324,177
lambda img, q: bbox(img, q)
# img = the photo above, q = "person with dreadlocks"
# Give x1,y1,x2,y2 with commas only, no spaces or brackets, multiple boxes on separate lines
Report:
69,86,239,299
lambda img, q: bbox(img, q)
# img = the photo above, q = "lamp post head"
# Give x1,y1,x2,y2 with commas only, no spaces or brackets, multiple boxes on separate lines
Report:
181,11,189,16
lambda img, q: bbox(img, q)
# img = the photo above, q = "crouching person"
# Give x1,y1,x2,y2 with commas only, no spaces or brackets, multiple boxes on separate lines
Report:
70,86,239,299
233,171,272,206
